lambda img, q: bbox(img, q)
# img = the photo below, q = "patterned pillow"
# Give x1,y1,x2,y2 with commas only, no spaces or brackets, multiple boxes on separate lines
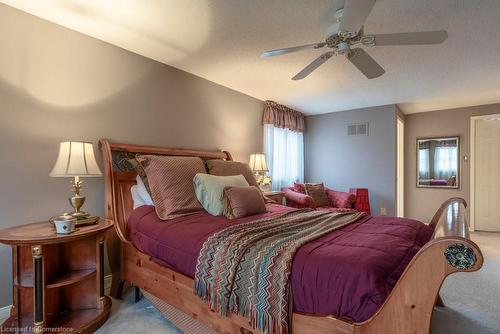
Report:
304,183,330,207
206,160,259,187
293,182,306,194
328,190,355,208
136,155,206,220
222,186,267,219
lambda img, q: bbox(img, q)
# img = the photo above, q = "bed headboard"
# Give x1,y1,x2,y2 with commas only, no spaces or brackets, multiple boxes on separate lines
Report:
99,139,232,243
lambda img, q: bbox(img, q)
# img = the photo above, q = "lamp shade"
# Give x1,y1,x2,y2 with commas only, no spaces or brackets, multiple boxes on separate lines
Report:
49,141,102,177
249,153,268,172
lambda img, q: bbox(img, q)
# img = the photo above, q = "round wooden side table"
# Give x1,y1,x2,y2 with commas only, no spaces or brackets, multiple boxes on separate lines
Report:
0,219,113,333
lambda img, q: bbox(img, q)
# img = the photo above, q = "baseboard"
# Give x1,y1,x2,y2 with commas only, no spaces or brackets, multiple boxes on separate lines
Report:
0,275,113,322
0,305,11,321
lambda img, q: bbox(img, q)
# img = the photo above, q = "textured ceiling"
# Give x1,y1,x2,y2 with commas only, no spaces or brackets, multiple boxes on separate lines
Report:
2,0,500,114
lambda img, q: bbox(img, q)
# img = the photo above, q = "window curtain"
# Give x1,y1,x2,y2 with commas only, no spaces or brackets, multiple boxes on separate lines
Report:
434,146,458,179
418,148,430,179
262,101,305,191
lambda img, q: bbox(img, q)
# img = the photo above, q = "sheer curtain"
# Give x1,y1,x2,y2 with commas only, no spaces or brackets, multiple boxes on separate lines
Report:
262,101,305,191
418,148,430,179
264,125,304,191
434,146,458,179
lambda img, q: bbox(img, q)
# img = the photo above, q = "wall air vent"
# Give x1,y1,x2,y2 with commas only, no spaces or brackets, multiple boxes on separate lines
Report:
347,122,369,136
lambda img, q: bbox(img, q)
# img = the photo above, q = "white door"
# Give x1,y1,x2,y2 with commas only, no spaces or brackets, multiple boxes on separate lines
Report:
475,119,500,231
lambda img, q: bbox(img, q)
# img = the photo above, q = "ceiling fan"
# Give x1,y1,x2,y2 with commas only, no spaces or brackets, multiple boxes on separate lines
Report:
260,0,448,80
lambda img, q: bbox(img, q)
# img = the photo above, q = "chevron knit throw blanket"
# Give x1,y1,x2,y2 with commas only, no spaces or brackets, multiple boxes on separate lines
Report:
194,209,366,334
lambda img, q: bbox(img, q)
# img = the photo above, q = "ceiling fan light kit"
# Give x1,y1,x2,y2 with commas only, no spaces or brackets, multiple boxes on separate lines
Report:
261,0,448,80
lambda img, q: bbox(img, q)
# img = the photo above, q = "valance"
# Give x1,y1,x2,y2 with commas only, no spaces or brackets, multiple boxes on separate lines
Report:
436,140,457,148
262,100,305,132
418,142,431,150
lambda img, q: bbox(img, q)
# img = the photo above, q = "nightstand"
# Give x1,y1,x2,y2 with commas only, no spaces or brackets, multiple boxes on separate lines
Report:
263,191,285,205
0,219,113,333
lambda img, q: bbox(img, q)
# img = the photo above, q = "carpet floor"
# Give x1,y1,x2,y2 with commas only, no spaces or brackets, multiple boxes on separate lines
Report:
95,232,500,334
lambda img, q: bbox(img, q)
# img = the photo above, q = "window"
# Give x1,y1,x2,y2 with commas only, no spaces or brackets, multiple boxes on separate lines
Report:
434,146,458,179
263,124,304,191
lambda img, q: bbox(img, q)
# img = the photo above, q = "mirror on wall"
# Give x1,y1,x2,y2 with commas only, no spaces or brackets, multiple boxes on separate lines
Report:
417,136,460,188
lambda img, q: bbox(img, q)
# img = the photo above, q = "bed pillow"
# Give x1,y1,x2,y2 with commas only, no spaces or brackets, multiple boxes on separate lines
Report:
136,155,206,220
131,185,147,209
222,186,267,219
193,174,249,216
206,160,259,187
129,157,152,196
305,183,330,207
136,175,153,206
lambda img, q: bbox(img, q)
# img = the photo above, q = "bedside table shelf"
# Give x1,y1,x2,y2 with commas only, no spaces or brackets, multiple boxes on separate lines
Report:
1,297,111,333
0,219,113,334
46,268,96,289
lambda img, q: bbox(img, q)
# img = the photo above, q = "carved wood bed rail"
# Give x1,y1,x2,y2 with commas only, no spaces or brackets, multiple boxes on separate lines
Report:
99,139,483,334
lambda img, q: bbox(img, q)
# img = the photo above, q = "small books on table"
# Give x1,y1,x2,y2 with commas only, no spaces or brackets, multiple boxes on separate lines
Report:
75,215,100,227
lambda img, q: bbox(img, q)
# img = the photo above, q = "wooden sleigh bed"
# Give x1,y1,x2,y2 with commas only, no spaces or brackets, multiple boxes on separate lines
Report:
100,139,483,334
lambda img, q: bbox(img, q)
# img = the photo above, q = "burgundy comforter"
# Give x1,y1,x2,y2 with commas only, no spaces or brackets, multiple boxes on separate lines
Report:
127,204,433,322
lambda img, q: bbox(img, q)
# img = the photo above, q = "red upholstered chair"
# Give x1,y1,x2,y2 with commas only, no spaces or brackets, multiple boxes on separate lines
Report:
282,185,371,215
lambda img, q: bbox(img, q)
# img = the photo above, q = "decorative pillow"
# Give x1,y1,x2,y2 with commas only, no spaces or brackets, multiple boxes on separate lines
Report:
328,189,355,209
305,183,330,207
293,182,306,194
222,186,267,219
136,155,206,220
206,160,259,187
193,174,249,216
129,157,152,196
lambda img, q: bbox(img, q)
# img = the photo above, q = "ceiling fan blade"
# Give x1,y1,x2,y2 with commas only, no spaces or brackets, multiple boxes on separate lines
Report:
339,0,376,35
373,30,448,46
292,52,335,80
347,48,385,79
260,42,326,58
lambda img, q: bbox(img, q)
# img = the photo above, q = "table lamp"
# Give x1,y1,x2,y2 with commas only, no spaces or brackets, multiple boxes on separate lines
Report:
249,153,271,191
49,141,102,218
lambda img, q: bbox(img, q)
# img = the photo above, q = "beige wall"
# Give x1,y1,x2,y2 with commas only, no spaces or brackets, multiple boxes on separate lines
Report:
404,103,500,222
0,4,263,307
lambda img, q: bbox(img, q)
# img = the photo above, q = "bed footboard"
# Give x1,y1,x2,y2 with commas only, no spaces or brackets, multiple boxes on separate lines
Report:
355,198,483,334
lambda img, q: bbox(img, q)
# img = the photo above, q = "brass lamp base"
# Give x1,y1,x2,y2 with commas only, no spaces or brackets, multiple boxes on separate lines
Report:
69,194,88,218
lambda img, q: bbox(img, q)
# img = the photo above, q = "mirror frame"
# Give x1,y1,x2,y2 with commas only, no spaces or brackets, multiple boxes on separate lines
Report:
416,136,461,189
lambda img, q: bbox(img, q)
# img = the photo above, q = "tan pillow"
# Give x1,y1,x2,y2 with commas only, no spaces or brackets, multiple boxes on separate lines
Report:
206,160,259,187
137,155,206,220
222,186,267,219
305,183,330,207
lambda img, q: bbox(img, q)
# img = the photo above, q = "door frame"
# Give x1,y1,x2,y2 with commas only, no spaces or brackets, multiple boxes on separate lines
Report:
470,113,500,231
396,117,404,217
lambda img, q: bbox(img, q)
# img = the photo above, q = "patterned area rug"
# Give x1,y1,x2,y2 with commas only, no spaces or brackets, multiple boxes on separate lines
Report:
143,291,217,334
95,288,184,334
